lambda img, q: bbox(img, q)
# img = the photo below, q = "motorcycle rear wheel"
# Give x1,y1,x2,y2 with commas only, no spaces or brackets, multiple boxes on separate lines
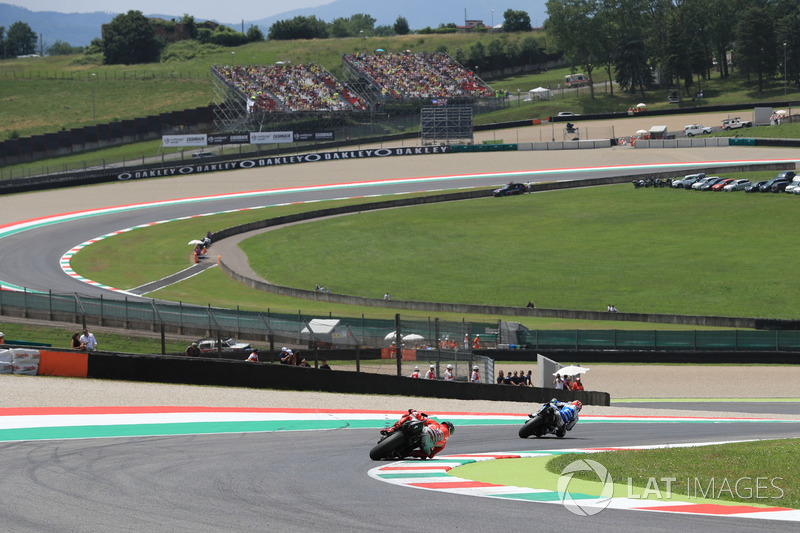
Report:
369,432,407,460
519,416,545,438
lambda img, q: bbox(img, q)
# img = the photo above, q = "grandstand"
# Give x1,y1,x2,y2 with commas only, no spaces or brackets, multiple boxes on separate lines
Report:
210,53,500,136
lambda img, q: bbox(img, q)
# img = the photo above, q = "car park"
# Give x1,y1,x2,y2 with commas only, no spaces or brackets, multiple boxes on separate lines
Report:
745,180,768,193
492,182,528,197
711,178,735,191
723,179,751,191
683,124,712,136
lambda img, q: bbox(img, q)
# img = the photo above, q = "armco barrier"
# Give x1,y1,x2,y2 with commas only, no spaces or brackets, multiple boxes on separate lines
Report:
84,352,610,406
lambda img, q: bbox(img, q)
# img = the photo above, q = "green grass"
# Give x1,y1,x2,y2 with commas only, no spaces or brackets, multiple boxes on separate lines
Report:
0,321,189,355
545,439,800,509
70,177,800,323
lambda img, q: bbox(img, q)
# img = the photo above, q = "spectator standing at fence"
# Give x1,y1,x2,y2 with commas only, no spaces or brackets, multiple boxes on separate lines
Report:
563,375,573,390
409,365,420,378
246,349,259,362
71,332,83,350
572,376,584,391
525,370,533,387
320,360,332,370
79,328,98,351
470,365,480,383
425,365,436,380
496,369,505,384
554,373,564,390
444,364,454,381
185,342,200,357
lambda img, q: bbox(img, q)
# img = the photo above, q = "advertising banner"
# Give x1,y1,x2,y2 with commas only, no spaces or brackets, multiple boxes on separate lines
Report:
207,133,251,145
293,131,336,142
162,134,207,147
250,131,294,144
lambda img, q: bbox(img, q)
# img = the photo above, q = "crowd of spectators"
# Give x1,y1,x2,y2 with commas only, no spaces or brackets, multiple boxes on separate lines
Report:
343,52,495,101
213,63,368,113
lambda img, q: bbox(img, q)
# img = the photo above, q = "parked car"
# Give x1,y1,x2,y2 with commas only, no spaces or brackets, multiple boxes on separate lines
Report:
192,151,215,159
195,337,252,354
771,180,792,192
683,124,712,136
692,176,718,190
721,117,753,130
723,179,751,191
745,180,768,193
784,177,800,193
493,182,528,197
699,177,725,190
711,178,735,191
672,173,704,188
759,177,790,192
680,174,704,189
557,111,580,117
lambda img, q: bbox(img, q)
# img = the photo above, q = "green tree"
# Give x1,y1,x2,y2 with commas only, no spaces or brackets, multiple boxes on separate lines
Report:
545,0,602,98
103,10,162,64
0,26,5,59
519,36,539,65
209,26,248,46
775,8,800,89
5,21,37,57
502,9,532,32
246,25,265,42
268,16,329,40
330,17,351,38
47,40,83,56
180,14,197,40
394,16,410,35
734,4,777,94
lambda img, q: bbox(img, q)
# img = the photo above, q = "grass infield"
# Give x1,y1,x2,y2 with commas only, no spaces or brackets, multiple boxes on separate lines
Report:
449,438,799,509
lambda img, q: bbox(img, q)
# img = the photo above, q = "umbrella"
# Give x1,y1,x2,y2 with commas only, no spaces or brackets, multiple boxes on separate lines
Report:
554,365,589,376
636,129,649,134
384,331,398,341
402,334,424,342
375,48,385,52
188,239,204,245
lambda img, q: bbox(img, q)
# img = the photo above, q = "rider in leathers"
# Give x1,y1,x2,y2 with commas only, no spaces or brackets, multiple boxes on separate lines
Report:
381,409,455,458
532,399,582,432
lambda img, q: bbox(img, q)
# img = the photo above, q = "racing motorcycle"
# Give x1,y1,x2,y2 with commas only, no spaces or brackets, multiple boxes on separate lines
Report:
519,402,566,439
369,418,425,460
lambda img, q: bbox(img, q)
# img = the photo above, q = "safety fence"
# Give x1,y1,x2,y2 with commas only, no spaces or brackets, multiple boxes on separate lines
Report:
521,329,800,352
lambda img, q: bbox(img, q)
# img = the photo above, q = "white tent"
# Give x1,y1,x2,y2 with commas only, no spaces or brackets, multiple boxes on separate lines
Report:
528,87,550,100
301,319,347,344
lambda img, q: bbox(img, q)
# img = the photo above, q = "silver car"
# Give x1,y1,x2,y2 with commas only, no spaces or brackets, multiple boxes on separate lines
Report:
723,179,751,191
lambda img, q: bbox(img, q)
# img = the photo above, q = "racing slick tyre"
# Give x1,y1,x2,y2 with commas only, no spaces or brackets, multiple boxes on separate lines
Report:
369,432,407,460
556,427,566,438
519,416,545,439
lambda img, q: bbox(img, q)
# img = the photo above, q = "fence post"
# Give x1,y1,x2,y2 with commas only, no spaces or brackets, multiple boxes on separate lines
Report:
99,293,104,326
395,313,402,377
48,289,53,320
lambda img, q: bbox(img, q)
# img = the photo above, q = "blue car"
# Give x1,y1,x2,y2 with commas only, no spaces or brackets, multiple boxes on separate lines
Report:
493,182,528,197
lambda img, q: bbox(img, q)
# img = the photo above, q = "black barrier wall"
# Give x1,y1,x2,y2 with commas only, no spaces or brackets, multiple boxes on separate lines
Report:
86,352,610,406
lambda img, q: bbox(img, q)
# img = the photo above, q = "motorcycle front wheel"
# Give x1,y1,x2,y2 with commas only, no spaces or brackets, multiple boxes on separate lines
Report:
519,416,545,438
369,432,407,460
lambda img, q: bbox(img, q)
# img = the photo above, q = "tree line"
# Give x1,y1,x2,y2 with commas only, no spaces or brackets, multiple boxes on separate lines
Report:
546,0,800,98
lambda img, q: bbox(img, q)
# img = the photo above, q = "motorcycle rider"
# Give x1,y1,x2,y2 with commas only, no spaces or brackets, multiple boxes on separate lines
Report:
541,398,582,432
381,409,427,435
412,419,454,459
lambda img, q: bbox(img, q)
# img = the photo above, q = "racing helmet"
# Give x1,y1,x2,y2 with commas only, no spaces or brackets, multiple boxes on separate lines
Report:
573,400,583,411
443,421,455,436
